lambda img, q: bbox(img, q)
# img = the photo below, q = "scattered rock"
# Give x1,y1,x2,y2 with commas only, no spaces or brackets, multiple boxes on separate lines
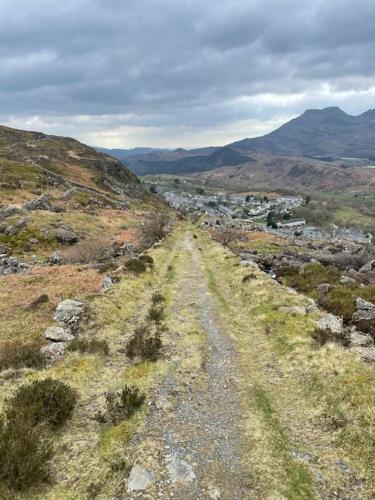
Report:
45,326,74,342
351,347,375,362
166,454,196,482
102,275,113,289
359,260,375,273
41,342,67,361
0,256,30,275
340,275,356,285
356,297,375,312
0,244,11,256
127,465,154,492
56,228,78,244
317,283,330,294
352,298,375,336
155,397,173,412
348,327,374,347
54,299,85,328
315,313,343,336
306,298,319,313
50,250,65,265
23,194,51,211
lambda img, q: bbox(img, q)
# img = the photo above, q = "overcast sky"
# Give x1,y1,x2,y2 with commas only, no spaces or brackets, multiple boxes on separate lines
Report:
1,0,375,148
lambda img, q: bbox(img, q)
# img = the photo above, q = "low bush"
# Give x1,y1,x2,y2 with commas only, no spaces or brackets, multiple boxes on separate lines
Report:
125,325,162,361
8,378,77,428
282,262,341,294
0,340,45,371
147,305,164,323
139,254,154,266
62,237,113,264
152,291,165,304
106,385,145,424
320,286,356,321
139,212,171,248
124,255,153,274
67,337,109,355
0,413,53,491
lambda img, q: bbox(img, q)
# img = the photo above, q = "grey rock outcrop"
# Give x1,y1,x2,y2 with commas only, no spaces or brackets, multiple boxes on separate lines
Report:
314,313,346,344
359,260,375,273
41,342,67,362
45,326,74,342
23,194,51,211
54,299,85,329
0,256,30,275
56,228,78,244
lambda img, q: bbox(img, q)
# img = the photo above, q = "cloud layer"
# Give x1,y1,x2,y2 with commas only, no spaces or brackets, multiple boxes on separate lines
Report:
1,0,375,147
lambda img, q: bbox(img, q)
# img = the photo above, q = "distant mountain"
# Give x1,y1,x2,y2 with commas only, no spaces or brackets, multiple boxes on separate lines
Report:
96,146,170,161
230,107,375,159
126,146,252,175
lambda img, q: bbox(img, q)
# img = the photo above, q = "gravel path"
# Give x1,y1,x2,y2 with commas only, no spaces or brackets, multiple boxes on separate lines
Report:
127,235,251,499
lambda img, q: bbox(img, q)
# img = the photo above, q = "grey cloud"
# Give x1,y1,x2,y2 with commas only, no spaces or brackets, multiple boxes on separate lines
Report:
0,0,375,143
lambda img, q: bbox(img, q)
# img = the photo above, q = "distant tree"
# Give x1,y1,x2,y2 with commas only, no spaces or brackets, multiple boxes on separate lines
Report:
304,195,312,206
149,184,157,194
263,195,269,202
271,221,278,229
245,195,251,203
173,178,180,185
196,187,205,195
283,212,291,220
266,211,274,227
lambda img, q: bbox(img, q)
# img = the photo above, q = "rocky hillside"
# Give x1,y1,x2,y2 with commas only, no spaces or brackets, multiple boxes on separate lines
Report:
191,153,375,194
0,124,143,200
231,107,375,159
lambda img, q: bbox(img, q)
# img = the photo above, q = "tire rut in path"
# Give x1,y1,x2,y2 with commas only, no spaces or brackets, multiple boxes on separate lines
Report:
128,235,251,499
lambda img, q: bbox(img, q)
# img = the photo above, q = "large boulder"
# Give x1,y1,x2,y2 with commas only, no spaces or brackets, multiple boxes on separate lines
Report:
56,229,78,244
313,313,346,345
45,326,74,342
54,299,85,328
352,297,375,337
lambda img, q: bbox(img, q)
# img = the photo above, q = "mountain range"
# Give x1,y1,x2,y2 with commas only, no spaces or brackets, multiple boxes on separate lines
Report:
99,107,375,180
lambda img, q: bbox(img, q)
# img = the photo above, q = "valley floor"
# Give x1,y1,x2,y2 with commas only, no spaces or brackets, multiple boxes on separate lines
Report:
3,224,375,499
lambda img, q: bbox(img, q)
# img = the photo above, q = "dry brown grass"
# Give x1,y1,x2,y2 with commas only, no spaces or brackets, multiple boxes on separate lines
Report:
0,265,103,343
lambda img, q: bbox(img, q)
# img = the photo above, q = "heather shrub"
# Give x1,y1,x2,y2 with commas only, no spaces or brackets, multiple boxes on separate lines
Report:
8,378,77,428
106,385,145,424
0,414,53,491
126,325,162,361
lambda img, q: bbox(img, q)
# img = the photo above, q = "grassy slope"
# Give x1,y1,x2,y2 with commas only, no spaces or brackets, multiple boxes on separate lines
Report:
197,230,375,498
